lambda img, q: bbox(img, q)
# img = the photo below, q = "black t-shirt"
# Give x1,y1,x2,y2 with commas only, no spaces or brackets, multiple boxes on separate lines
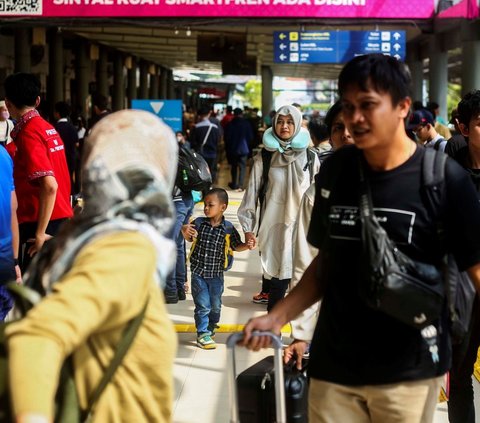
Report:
307,145,480,385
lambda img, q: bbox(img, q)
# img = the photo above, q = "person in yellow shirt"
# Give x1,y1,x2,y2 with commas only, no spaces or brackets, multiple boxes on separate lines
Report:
6,110,179,423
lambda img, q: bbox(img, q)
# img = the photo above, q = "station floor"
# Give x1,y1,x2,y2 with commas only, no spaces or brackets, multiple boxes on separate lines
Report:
166,165,479,423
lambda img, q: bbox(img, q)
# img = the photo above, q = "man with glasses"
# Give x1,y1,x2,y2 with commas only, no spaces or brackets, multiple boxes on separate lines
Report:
407,109,447,151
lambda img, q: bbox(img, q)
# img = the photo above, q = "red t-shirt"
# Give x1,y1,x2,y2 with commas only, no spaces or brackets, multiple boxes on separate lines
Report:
13,115,73,224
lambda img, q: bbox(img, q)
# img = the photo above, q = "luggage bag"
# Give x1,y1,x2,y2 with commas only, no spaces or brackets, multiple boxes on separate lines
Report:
226,332,308,423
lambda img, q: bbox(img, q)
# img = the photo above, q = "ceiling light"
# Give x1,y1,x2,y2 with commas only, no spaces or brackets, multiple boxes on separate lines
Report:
174,27,179,35
186,27,191,37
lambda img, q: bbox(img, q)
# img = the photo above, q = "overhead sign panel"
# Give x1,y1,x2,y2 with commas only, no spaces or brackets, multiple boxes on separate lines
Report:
131,99,182,132
274,30,406,64
0,0,434,18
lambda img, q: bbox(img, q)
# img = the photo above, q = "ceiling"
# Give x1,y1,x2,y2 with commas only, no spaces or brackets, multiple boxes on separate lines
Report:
60,18,430,80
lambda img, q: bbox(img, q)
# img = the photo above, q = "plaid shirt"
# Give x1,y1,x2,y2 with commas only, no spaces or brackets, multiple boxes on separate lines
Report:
190,217,242,278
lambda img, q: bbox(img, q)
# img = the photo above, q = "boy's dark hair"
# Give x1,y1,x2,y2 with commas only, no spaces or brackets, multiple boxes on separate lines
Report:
92,93,109,111
338,54,412,106
205,188,229,206
308,118,329,142
457,90,480,127
4,72,41,109
54,101,71,118
324,100,343,136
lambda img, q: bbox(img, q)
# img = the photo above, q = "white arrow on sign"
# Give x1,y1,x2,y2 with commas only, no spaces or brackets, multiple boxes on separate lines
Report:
394,54,401,60
279,33,287,40
393,43,401,51
150,101,164,114
393,32,401,40
279,54,287,61
279,43,287,50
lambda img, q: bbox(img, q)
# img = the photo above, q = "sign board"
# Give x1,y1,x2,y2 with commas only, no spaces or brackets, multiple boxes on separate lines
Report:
131,99,182,133
0,0,434,18
274,30,406,64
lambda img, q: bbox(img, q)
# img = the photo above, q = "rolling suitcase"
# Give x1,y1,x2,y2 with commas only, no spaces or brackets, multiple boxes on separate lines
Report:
227,332,308,423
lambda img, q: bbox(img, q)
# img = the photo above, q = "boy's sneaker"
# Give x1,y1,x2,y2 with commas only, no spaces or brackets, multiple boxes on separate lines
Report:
252,292,269,304
208,323,220,338
197,334,216,350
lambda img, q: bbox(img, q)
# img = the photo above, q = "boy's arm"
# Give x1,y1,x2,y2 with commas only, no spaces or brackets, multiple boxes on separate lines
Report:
181,222,197,241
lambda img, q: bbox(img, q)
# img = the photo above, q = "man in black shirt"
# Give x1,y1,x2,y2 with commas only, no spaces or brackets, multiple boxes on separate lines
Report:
241,54,480,422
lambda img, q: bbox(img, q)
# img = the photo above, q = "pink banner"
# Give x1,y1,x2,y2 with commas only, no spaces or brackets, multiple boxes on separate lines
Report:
1,0,435,18
437,0,479,19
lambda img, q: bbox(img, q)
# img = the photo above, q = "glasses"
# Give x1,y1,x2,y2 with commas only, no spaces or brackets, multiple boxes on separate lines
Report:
412,124,426,135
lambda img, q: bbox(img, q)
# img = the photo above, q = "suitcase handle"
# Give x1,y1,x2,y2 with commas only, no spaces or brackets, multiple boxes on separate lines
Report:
226,331,287,423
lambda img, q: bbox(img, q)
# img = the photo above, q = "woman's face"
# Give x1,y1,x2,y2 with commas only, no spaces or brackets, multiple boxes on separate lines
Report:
275,114,295,141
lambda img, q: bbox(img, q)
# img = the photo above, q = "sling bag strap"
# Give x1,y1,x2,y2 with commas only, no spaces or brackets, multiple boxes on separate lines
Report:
201,124,213,148
82,299,149,422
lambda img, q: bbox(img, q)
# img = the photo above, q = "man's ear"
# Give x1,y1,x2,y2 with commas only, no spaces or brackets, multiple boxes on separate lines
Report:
459,122,469,137
398,97,412,119
34,96,41,108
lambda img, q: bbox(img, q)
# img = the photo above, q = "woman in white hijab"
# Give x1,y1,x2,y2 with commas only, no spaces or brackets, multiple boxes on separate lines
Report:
6,110,178,423
238,105,319,312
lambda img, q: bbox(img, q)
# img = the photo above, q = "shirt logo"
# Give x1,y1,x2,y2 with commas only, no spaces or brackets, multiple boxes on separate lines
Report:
321,188,331,199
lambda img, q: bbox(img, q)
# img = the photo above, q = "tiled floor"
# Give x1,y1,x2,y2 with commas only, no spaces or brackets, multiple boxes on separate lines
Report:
166,165,480,423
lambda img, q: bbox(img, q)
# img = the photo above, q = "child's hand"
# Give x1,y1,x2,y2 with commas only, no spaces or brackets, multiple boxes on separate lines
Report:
247,238,256,250
182,224,198,241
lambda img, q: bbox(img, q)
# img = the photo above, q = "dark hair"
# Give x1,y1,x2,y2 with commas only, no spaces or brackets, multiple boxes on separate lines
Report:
226,105,233,113
426,101,439,112
198,105,211,116
412,100,424,111
308,118,329,141
457,90,480,127
92,93,109,110
205,188,228,206
54,101,71,118
338,54,412,106
4,72,41,109
324,100,343,135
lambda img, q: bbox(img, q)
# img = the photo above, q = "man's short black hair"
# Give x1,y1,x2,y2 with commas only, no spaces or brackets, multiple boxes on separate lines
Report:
54,101,71,118
4,72,41,109
205,188,229,206
198,105,211,116
324,100,343,136
457,90,480,127
338,54,412,106
308,118,329,141
92,93,109,110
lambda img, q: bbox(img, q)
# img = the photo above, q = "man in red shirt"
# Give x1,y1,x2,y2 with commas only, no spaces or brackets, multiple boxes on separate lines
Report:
4,73,73,271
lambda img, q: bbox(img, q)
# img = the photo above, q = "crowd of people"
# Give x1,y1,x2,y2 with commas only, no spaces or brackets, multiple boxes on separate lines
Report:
2,52,480,422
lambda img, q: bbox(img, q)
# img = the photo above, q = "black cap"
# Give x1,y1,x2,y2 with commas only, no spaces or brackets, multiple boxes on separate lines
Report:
407,109,435,130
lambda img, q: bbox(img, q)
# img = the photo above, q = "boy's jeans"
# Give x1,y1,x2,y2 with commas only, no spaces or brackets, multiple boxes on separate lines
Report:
191,273,224,335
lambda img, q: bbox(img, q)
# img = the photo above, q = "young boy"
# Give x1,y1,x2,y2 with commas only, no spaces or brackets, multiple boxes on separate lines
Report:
182,188,253,349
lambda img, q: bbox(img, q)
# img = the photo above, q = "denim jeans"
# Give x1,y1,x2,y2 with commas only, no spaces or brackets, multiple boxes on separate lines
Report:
165,194,194,297
230,154,248,189
191,272,224,335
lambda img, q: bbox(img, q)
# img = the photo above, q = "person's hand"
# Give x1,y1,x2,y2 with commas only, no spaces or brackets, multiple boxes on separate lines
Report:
284,339,309,370
182,224,197,241
27,233,53,257
245,232,257,249
14,265,22,284
240,313,283,351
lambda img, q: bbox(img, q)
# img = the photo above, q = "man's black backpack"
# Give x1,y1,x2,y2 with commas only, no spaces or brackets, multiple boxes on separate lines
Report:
176,145,212,193
320,147,475,344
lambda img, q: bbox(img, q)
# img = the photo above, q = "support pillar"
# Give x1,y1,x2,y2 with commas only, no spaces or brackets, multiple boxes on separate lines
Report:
112,52,124,112
461,21,480,97
127,57,137,107
97,46,109,98
406,43,423,104
48,29,64,118
428,35,448,123
167,69,175,99
159,67,167,99
139,61,149,99
76,40,90,123
14,28,31,73
261,65,273,123
150,67,159,99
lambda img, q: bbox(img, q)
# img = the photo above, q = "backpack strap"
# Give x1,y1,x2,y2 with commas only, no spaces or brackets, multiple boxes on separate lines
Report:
187,217,206,262
258,148,272,232
82,300,149,422
223,221,234,269
433,138,446,151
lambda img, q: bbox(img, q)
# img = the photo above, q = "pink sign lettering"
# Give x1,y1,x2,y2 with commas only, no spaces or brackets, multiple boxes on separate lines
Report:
2,0,435,19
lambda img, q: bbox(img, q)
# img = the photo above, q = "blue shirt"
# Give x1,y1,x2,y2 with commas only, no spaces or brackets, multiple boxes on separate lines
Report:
0,146,14,283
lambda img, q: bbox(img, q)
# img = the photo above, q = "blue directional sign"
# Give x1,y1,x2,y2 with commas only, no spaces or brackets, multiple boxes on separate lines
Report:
274,30,406,64
131,99,183,132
